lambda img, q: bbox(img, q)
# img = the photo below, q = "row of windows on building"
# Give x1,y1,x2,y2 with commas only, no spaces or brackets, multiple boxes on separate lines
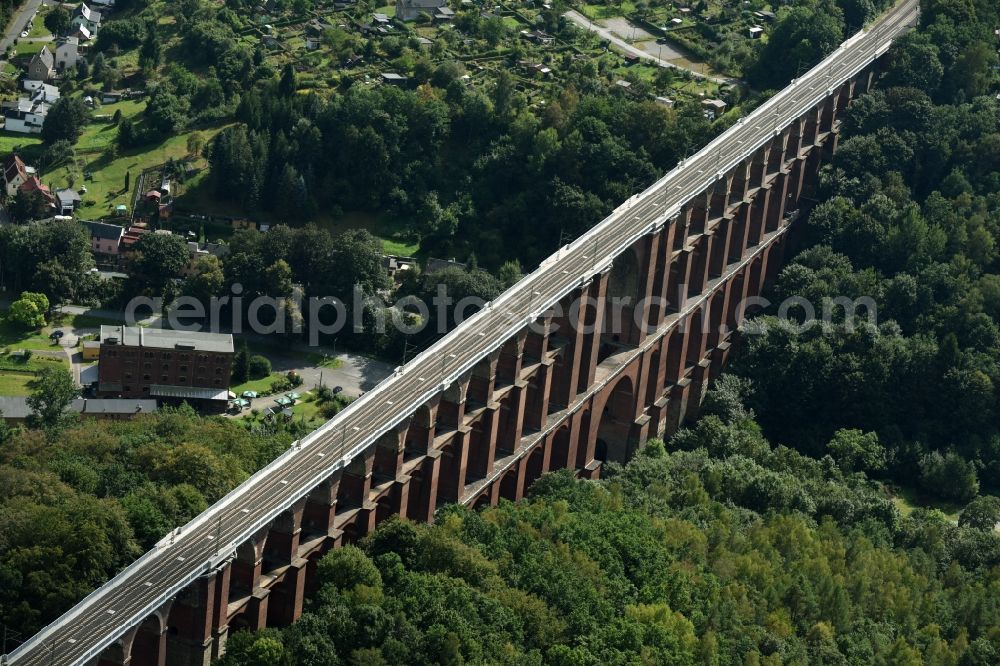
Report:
104,349,229,363
122,362,225,374
123,373,225,385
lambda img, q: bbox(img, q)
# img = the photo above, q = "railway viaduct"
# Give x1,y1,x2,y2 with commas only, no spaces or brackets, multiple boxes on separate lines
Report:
5,2,918,664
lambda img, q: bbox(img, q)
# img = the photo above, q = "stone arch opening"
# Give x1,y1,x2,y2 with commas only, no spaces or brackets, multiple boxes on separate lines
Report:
131,613,167,666
601,247,641,359
341,521,361,546
228,538,264,605
404,404,433,458
499,466,520,501
473,493,491,510
596,375,635,463
437,440,461,503
685,306,706,368
523,444,545,492
550,423,571,471
496,337,520,384
406,467,427,522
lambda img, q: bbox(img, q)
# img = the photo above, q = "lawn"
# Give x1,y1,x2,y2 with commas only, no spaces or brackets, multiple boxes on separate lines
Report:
0,313,60,352
890,484,962,523
231,371,287,396
0,131,42,157
289,393,328,428
0,371,34,396
15,40,46,57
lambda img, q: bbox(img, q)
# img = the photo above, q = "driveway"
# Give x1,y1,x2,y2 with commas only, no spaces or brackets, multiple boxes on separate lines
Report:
564,10,733,85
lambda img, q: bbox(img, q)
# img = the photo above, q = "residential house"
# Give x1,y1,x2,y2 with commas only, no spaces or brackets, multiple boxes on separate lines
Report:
380,72,409,87
54,37,80,71
26,45,54,82
3,154,35,196
2,80,60,134
434,6,454,21
395,0,447,21
72,4,102,35
18,176,56,209
56,188,82,216
72,24,92,41
84,220,126,255
748,26,763,39
22,80,59,97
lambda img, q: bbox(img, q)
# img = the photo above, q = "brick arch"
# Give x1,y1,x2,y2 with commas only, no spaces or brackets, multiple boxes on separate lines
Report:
601,243,642,357
404,402,435,456
498,464,520,501
592,371,638,463
126,600,173,666
523,443,546,492
549,422,572,471
229,534,267,603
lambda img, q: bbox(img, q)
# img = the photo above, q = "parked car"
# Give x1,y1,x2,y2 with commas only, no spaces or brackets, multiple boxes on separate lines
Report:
332,386,343,394
48,330,64,340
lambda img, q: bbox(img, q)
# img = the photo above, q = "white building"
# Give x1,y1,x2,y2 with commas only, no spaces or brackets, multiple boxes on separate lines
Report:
55,37,80,71
2,85,60,134
71,4,102,34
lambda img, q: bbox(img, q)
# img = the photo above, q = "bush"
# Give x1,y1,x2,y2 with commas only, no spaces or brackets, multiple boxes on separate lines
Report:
247,355,271,380
269,377,292,394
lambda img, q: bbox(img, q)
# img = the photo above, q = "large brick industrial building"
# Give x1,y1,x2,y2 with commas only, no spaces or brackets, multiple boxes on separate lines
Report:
97,325,234,411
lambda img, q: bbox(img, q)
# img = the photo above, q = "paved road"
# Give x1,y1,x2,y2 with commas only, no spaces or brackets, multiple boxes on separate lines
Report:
564,10,734,85
6,2,920,664
0,0,45,63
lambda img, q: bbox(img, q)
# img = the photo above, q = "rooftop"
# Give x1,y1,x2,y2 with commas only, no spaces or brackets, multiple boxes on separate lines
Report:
150,385,230,401
0,396,157,420
100,325,235,353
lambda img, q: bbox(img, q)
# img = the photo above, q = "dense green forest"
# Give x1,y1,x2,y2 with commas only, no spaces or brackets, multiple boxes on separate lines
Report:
731,0,1000,502
218,385,1000,665
0,407,295,637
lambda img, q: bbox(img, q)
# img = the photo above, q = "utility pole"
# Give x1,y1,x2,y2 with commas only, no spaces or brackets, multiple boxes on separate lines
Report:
401,339,418,365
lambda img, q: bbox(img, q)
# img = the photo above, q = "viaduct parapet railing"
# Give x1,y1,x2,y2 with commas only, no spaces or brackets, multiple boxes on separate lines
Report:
5,2,918,664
